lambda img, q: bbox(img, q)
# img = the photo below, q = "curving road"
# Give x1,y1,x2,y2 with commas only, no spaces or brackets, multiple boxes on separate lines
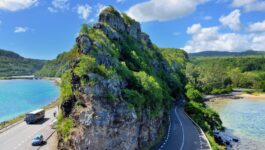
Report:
0,108,57,150
155,103,211,150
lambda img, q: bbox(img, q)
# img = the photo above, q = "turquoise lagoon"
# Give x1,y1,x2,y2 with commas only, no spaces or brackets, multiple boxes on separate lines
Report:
207,98,265,149
0,80,59,123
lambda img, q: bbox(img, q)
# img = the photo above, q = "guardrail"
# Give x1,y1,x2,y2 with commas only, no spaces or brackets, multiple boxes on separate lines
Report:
183,111,212,150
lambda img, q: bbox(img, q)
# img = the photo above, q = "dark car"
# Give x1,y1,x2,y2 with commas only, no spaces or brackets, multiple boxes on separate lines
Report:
31,134,44,146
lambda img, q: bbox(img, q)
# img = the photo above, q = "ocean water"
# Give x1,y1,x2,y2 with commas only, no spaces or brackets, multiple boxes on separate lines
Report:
0,80,59,123
207,98,265,149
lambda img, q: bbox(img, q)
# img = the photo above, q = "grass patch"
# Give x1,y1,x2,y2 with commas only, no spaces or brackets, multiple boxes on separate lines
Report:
0,114,25,130
56,111,74,142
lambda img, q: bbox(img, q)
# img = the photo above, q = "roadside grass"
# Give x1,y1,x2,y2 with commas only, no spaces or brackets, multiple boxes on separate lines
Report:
56,111,73,142
0,114,25,131
206,133,225,150
0,98,60,131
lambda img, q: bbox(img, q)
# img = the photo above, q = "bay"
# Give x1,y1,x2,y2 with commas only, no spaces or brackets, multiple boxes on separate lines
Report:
0,79,59,123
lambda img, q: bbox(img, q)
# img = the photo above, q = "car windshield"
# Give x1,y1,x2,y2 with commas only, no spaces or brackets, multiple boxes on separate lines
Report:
34,135,42,139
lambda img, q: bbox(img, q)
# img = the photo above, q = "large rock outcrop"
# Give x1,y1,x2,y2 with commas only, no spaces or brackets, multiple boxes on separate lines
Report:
58,6,185,150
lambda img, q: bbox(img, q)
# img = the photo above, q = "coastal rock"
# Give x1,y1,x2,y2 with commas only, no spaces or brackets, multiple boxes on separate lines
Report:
141,32,153,48
76,34,91,54
83,73,125,98
99,6,126,32
58,6,167,150
127,21,141,39
93,23,122,41
96,52,118,67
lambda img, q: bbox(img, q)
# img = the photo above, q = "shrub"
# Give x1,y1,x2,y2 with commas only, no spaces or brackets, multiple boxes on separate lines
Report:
74,55,115,80
94,65,115,78
185,83,203,102
184,101,223,132
74,55,96,77
56,111,74,142
60,71,73,100
79,24,91,35
122,89,145,115
134,71,163,117
210,86,233,95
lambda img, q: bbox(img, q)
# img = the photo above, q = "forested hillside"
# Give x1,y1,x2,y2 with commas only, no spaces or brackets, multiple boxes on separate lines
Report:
35,48,79,77
0,49,46,77
186,56,265,94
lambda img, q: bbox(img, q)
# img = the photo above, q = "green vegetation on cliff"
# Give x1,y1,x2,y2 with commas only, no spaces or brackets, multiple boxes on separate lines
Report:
0,49,46,77
35,46,79,77
56,6,188,148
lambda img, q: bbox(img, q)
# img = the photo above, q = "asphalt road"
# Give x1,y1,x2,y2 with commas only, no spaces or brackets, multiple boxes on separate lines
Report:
0,108,58,150
156,104,211,150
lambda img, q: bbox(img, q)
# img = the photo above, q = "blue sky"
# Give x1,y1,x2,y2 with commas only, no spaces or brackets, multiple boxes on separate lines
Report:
0,0,265,59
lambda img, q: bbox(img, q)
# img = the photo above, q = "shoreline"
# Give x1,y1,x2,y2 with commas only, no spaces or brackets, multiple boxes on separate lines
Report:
205,90,265,101
0,78,61,130
239,93,265,99
205,92,265,149
0,98,60,131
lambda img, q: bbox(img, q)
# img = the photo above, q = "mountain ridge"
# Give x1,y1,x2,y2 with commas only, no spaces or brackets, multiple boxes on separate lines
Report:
0,49,46,77
189,50,265,57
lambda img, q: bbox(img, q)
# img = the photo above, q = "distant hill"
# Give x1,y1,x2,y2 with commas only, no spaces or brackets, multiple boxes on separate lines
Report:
35,47,79,77
0,49,46,77
189,50,265,57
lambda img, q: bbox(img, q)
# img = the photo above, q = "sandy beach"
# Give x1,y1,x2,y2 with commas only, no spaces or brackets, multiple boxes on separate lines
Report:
239,93,265,99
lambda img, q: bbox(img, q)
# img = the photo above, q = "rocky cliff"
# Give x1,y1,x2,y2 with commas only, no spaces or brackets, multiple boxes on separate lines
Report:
57,6,187,150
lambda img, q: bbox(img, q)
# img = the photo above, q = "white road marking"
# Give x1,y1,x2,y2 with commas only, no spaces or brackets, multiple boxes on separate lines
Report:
175,107,185,150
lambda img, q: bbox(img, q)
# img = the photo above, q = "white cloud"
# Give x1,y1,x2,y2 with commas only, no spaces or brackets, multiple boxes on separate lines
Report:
219,9,241,31
248,20,265,32
231,0,265,12
96,3,107,16
48,0,69,13
77,4,92,20
126,0,207,22
0,0,38,11
14,27,28,33
184,23,265,52
187,23,202,34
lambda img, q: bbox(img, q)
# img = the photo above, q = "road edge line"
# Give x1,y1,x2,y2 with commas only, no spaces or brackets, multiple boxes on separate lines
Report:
0,120,24,134
183,111,212,150
175,107,185,150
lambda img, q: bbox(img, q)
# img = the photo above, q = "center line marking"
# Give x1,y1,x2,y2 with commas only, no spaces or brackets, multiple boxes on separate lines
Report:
175,107,184,150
